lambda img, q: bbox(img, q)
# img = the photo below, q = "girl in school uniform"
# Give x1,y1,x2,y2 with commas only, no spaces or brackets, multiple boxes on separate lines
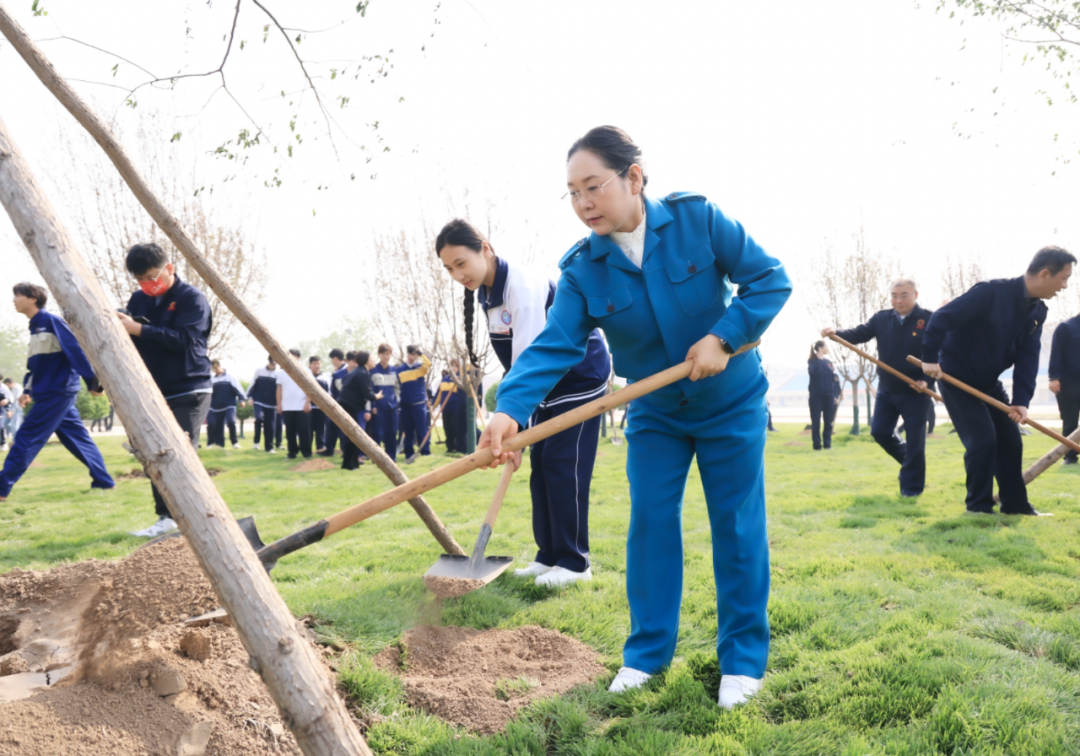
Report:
436,219,612,587
480,126,792,707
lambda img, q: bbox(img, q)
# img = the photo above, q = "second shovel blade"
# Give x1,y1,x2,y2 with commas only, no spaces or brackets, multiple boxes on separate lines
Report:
423,554,514,598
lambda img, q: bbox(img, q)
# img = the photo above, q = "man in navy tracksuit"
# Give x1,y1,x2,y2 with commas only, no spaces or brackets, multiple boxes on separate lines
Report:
1049,312,1080,465
319,349,348,457
824,278,936,496
398,346,432,462
370,344,401,460
248,356,282,452
119,243,213,537
0,283,114,501
207,360,246,448
921,246,1076,515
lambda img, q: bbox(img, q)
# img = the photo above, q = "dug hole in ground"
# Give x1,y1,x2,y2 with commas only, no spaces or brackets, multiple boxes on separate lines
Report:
0,536,607,753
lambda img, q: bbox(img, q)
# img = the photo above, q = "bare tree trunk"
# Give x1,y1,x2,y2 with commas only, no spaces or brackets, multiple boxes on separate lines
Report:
993,427,1080,502
0,114,372,756
0,4,463,558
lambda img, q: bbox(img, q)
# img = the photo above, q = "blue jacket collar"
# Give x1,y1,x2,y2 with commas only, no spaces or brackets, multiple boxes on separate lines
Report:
588,194,674,271
479,257,509,311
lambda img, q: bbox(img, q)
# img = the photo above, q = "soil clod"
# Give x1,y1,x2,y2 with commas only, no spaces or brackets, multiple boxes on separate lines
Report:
423,575,486,599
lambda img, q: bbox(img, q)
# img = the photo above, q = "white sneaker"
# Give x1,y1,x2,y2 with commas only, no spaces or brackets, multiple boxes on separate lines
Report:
233,443,241,449
252,443,260,450
513,562,554,578
129,517,178,538
535,566,591,588
268,448,276,454
718,675,763,709
608,666,652,693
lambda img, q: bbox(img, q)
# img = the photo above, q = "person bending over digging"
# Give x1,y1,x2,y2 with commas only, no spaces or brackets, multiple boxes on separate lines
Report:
0,283,114,501
119,242,213,538
479,126,792,708
437,218,612,588
920,246,1075,516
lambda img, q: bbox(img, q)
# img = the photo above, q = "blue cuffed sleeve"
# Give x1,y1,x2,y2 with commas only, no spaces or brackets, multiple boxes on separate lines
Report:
495,272,596,428
836,316,877,346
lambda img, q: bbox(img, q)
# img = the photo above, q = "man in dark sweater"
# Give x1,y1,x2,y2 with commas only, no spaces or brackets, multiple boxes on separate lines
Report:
1049,311,1080,465
338,350,383,470
823,278,936,496
921,246,1076,515
119,243,213,537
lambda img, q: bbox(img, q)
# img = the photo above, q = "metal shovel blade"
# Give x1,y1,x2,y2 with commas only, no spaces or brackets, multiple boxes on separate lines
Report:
137,515,269,566
424,523,513,597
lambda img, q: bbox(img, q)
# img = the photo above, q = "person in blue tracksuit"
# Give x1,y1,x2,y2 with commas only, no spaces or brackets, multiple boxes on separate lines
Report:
319,349,348,456
248,356,282,452
398,346,432,462
1,283,114,501
308,356,331,453
824,278,937,495
120,243,213,538
921,246,1076,515
207,360,246,448
438,219,612,586
435,369,460,453
1049,312,1080,465
806,341,840,451
480,127,791,708
370,344,401,460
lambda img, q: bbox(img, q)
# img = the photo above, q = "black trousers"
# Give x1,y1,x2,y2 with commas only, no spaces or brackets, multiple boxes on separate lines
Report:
282,410,312,458
253,405,282,451
871,390,932,495
1056,389,1080,462
443,406,459,452
808,394,835,450
940,381,1029,513
153,392,212,518
310,407,326,451
341,410,367,469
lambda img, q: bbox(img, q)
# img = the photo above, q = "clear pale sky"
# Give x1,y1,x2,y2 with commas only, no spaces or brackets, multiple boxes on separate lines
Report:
3,0,1079,383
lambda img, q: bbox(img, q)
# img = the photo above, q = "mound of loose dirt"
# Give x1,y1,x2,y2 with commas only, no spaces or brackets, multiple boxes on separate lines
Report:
0,539,333,755
289,459,335,473
374,625,604,734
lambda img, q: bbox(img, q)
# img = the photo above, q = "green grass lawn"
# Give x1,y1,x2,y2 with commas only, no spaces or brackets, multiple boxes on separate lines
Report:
3,424,1080,755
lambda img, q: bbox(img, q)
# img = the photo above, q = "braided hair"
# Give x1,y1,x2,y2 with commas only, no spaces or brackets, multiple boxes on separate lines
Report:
435,218,492,370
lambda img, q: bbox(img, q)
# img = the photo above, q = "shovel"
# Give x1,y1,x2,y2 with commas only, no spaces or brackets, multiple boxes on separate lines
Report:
423,459,517,597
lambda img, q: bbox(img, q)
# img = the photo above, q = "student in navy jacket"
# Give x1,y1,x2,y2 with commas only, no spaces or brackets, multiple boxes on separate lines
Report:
479,127,791,708
921,246,1076,515
398,346,432,462
119,243,213,538
248,356,282,452
319,349,349,457
436,369,460,453
207,360,246,448
1049,312,1080,464
807,341,840,451
438,220,611,586
308,356,331,453
0,283,113,501
824,278,937,495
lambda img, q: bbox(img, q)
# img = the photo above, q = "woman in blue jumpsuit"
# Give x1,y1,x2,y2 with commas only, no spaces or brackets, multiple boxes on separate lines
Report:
437,219,612,587
480,126,791,707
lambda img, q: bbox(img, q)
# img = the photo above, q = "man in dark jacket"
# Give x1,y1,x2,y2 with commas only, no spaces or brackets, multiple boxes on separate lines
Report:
1049,311,1080,465
338,350,383,470
823,278,936,496
119,243,213,537
921,246,1076,515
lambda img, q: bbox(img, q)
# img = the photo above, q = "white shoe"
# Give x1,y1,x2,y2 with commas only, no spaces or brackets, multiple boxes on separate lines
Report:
608,666,652,693
718,675,763,709
268,448,276,454
129,517,178,538
535,566,591,588
513,562,554,578
252,443,259,450
233,443,241,449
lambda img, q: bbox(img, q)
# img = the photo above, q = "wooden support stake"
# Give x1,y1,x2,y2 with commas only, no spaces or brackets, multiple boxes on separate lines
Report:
0,5,463,558
993,427,1080,502
0,114,372,756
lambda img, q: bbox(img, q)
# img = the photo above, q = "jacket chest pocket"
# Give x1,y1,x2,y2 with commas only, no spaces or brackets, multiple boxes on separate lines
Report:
587,285,634,320
665,245,720,317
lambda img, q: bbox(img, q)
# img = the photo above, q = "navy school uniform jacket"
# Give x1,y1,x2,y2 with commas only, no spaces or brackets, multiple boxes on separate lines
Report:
247,366,280,408
330,365,350,401
807,357,838,397
481,257,611,409
125,275,212,398
922,276,1046,408
436,372,462,412
1049,315,1080,388
23,309,100,398
209,371,246,411
310,371,331,408
396,355,432,406
370,363,399,410
836,305,936,394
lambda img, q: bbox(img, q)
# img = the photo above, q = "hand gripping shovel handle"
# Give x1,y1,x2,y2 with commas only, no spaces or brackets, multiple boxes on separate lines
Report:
469,459,517,569
828,334,943,402
256,340,760,568
905,355,1080,454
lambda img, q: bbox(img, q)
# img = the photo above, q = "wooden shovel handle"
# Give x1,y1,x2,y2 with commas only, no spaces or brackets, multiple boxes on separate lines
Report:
484,459,517,529
828,333,943,402
905,355,1080,454
323,339,761,537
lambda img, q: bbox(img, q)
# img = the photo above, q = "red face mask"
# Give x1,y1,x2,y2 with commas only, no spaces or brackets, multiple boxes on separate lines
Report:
139,269,169,297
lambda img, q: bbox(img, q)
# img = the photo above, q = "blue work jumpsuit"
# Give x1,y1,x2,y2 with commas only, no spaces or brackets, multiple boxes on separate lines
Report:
495,193,792,677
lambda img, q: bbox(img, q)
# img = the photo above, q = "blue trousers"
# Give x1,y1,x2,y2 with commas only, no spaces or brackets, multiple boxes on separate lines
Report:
401,402,430,457
871,390,932,496
206,406,237,447
370,405,399,459
529,396,602,573
0,392,114,497
940,381,1028,513
623,367,771,678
